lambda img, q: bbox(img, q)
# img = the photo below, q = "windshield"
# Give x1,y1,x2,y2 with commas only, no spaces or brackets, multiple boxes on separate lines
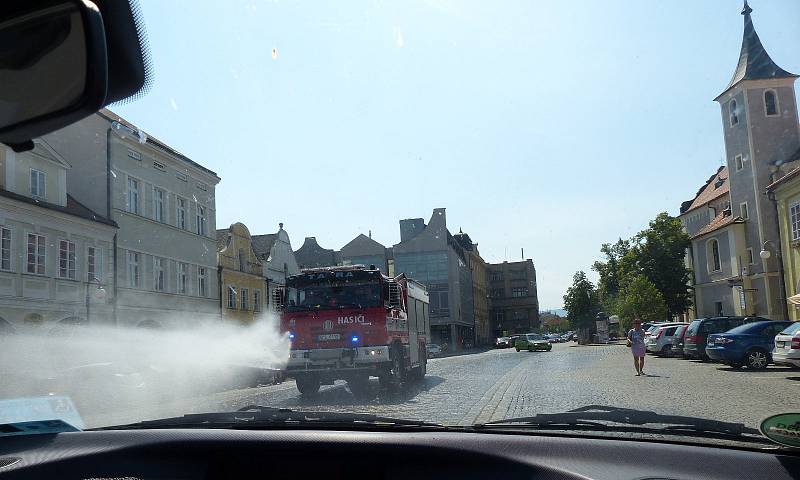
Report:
725,322,767,335
779,322,800,335
286,283,381,311
1,0,799,450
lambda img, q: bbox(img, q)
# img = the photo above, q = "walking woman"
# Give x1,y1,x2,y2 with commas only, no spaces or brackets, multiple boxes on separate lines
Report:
627,318,646,376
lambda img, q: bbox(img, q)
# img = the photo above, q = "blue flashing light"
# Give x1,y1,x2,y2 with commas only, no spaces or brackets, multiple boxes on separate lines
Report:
351,335,359,343
288,332,295,340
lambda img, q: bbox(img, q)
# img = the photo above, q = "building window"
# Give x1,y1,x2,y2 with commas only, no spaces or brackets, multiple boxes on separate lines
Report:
0,227,11,271
707,239,721,273
791,203,800,241
241,288,249,310
511,287,528,298
176,197,186,229
735,154,744,171
747,248,755,265
715,301,724,316
254,290,261,312
176,171,188,182
740,202,748,220
198,267,207,297
227,286,237,309
26,233,46,275
30,169,46,199
127,149,141,161
197,182,207,191
58,240,76,279
729,99,738,126
177,262,188,294
196,205,206,236
153,257,165,291
127,251,140,287
153,188,165,222
495,311,505,324
764,89,779,117
87,246,101,281
238,248,246,271
153,161,166,171
490,271,503,281
490,288,504,298
127,177,140,214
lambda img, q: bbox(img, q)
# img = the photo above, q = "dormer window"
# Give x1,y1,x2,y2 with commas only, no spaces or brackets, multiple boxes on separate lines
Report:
729,99,739,126
764,89,779,117
30,169,46,199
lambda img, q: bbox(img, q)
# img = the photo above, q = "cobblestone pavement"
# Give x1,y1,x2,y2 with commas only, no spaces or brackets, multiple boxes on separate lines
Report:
83,342,800,429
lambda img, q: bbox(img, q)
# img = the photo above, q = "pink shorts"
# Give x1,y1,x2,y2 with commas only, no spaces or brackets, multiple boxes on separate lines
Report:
631,345,646,357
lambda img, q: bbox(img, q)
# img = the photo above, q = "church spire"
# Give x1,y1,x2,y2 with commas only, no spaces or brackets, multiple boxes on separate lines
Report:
716,1,797,99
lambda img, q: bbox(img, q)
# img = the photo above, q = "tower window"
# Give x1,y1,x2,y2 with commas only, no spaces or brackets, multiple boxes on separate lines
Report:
764,90,779,117
734,154,744,171
729,99,739,126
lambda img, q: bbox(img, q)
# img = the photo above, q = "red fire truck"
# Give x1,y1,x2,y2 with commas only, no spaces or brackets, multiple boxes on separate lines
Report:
278,265,430,396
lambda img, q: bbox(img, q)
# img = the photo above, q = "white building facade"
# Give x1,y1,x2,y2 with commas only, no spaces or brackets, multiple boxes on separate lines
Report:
43,110,222,328
0,142,116,333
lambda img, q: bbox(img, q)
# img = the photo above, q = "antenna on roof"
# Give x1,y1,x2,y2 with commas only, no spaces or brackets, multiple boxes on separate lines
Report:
369,230,371,238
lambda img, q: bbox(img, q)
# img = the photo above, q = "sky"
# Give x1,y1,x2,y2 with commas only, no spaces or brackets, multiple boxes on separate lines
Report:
113,0,800,311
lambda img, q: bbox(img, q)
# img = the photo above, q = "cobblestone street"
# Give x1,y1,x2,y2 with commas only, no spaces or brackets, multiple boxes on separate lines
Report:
83,342,800,429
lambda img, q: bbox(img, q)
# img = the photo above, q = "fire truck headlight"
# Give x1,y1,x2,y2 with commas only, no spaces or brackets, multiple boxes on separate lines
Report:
368,349,382,356
290,352,297,359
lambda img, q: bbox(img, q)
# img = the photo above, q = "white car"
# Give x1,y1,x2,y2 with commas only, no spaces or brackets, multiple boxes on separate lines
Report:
426,344,443,358
645,324,688,356
772,321,800,368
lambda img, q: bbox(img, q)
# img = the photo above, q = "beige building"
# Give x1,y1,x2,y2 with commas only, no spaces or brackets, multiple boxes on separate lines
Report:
216,223,267,324
454,230,489,346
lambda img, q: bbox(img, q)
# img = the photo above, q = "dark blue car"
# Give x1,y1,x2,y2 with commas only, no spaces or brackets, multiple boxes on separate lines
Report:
705,320,794,370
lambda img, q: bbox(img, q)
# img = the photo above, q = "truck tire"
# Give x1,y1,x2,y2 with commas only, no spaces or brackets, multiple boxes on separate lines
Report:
380,346,406,390
295,375,321,395
347,376,371,398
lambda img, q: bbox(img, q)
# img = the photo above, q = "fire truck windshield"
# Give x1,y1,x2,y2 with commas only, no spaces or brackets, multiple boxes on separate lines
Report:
286,283,381,311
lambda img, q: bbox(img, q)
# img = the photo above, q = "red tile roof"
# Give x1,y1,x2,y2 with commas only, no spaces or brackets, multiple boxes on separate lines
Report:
681,166,729,215
691,211,743,239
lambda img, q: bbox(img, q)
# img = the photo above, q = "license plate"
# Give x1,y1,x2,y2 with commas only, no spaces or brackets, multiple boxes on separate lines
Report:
777,341,785,348
317,333,341,341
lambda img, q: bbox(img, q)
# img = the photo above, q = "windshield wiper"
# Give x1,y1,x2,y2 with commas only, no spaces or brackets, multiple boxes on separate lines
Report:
475,405,767,444
91,406,445,431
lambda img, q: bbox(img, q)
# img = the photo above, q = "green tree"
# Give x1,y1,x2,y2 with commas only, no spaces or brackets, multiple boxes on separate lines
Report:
592,238,630,312
633,213,692,319
563,271,600,334
615,274,668,331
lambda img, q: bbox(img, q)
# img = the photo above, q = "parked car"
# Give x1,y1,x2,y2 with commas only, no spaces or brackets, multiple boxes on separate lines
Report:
683,316,767,360
509,335,522,347
515,333,552,352
705,320,794,369
772,321,800,369
670,324,688,357
426,343,443,358
645,323,688,356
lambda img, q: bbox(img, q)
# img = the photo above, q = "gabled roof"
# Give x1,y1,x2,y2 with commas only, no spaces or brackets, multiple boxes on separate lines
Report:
251,234,278,259
680,166,729,214
717,1,798,100
0,189,117,227
691,211,744,239
340,233,386,257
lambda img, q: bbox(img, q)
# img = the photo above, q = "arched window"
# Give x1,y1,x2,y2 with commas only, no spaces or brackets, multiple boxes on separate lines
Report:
729,99,739,126
707,239,721,272
764,89,779,116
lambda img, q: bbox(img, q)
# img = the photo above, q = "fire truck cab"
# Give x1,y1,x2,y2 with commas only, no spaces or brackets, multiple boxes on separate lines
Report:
278,265,430,396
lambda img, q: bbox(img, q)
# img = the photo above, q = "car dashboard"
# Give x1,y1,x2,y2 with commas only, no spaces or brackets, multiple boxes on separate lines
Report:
0,429,798,479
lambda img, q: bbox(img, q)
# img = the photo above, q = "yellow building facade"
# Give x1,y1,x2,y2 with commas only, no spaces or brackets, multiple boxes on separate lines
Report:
769,168,800,320
216,223,267,324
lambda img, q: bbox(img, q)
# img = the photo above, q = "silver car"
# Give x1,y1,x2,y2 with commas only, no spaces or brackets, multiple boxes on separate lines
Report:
772,322,800,368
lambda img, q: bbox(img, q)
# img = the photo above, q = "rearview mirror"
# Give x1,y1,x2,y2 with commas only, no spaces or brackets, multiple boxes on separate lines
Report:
0,0,150,150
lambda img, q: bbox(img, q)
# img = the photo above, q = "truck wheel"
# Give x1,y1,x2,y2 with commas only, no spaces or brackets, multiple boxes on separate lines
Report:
347,376,371,398
380,348,406,390
295,375,321,395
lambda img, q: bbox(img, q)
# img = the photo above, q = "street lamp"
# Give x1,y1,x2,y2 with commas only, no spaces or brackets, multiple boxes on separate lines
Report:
85,275,107,324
